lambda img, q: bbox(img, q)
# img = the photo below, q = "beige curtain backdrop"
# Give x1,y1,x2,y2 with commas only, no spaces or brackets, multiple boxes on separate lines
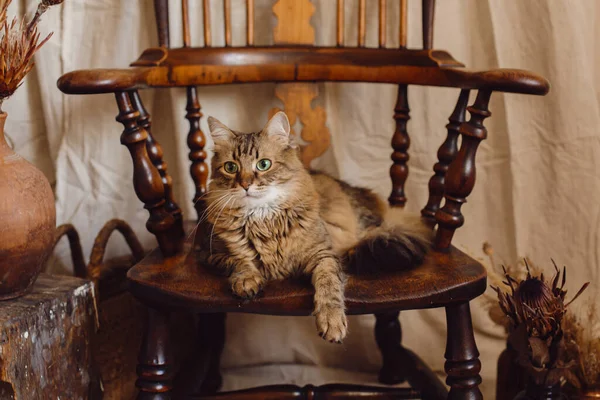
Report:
5,0,599,398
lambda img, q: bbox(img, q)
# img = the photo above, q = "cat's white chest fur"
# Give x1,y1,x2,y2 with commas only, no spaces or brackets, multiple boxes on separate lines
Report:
245,205,278,220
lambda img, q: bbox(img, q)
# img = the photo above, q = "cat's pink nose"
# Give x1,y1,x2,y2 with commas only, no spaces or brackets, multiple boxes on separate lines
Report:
240,181,251,191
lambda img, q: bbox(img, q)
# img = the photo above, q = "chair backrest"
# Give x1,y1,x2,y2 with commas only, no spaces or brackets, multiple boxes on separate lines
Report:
150,0,439,220
137,1,494,255
58,1,549,256
152,0,435,50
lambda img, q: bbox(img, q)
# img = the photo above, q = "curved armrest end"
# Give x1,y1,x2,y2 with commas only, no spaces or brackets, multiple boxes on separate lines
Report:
57,68,152,94
462,68,550,95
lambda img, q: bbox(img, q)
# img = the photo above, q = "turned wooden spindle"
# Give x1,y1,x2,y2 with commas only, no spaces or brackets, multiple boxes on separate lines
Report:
129,91,184,237
182,0,191,47
435,90,492,250
379,0,386,48
421,89,470,224
154,0,169,47
115,92,178,256
247,0,254,46
399,0,407,48
388,85,410,207
203,0,212,47
375,312,407,384
224,0,232,47
358,0,366,47
336,0,344,46
445,303,483,400
136,308,173,400
186,86,209,220
422,0,435,50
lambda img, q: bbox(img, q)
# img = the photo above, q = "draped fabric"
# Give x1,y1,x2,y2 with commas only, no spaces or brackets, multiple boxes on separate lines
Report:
6,1,599,397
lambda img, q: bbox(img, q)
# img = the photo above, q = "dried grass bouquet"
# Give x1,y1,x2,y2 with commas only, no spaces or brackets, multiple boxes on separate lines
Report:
0,0,63,111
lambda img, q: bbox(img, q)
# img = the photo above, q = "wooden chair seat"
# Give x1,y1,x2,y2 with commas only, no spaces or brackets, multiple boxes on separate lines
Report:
57,46,549,96
127,223,486,315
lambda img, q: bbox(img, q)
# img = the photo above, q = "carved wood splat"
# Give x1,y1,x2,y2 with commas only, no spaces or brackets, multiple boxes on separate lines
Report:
271,0,330,168
269,85,330,168
272,0,315,45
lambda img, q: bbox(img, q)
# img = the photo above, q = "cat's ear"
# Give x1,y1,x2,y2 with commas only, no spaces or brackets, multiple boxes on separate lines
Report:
207,116,234,143
263,111,292,146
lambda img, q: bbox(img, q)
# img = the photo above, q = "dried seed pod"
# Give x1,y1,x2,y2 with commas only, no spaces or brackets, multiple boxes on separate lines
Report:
493,261,589,340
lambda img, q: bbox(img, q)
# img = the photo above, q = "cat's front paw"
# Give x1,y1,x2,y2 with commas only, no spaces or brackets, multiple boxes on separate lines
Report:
231,273,264,299
315,305,348,343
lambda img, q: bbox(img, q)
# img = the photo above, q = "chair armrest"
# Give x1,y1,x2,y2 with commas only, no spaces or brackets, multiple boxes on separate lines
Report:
57,63,549,96
57,68,153,94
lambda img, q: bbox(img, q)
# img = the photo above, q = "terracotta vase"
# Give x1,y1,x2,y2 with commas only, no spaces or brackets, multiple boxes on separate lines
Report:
0,112,56,300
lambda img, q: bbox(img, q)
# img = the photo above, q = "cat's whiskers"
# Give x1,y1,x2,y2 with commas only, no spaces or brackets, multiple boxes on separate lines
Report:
185,192,235,246
199,191,236,223
209,195,235,256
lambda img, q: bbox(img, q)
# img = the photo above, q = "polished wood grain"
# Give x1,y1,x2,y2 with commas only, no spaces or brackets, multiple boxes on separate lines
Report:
399,0,407,48
114,91,179,256
185,86,208,220
182,0,191,47
444,303,483,400
389,85,410,206
130,91,184,236
246,0,254,46
127,223,487,315
358,0,366,47
58,47,550,96
224,0,232,47
203,0,212,47
421,89,470,223
154,0,169,47
379,0,386,47
337,0,344,46
435,90,492,250
422,0,436,50
133,46,464,68
136,307,173,399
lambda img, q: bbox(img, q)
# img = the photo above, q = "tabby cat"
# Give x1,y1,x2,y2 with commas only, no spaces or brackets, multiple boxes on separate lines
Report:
199,112,431,343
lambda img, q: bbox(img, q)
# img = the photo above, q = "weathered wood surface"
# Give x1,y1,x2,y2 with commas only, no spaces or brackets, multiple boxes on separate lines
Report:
0,273,99,400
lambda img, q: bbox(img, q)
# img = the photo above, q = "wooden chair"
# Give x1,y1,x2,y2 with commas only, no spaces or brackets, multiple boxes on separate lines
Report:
57,1,550,398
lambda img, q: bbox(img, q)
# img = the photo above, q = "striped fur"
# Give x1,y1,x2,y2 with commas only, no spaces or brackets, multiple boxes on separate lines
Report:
199,112,431,343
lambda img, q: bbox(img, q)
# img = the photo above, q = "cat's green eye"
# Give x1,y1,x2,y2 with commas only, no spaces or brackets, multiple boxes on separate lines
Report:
223,162,238,174
256,159,272,171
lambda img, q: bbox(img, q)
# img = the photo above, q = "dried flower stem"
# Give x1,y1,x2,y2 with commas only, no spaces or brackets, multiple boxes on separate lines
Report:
26,3,48,34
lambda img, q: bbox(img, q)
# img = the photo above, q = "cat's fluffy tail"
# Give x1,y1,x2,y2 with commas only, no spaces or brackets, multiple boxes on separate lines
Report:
344,208,433,275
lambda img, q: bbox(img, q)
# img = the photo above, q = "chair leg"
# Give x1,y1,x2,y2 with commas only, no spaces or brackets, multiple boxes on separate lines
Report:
199,312,226,395
375,311,407,384
172,312,226,396
136,307,173,400
444,302,483,400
